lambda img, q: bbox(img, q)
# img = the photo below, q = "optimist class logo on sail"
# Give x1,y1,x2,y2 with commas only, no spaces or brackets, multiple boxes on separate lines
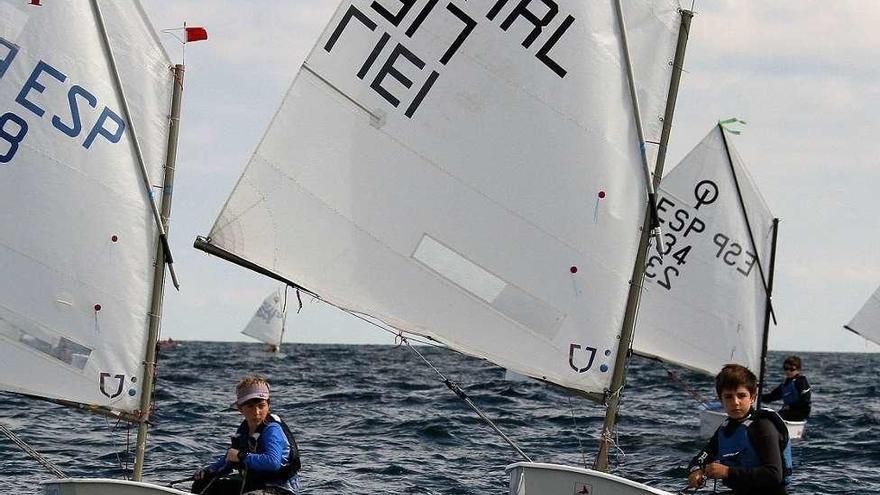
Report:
318,0,575,119
0,36,126,165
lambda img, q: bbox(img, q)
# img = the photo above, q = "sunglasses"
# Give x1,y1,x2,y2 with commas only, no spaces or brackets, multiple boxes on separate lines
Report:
783,366,797,371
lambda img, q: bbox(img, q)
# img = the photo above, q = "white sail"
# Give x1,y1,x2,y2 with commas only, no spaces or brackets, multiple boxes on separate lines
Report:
242,288,287,347
634,125,775,375
204,0,681,397
846,285,880,345
0,0,172,414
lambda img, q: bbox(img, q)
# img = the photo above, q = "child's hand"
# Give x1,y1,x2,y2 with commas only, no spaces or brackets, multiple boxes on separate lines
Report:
704,461,730,479
687,469,705,488
226,448,241,463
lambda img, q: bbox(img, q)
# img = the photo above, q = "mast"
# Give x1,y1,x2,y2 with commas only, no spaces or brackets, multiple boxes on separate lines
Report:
718,127,778,405
90,0,179,289
133,64,186,481
595,6,693,471
757,218,780,407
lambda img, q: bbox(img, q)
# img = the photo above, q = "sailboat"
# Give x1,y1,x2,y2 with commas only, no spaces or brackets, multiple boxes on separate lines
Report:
195,0,697,494
844,285,880,346
0,1,194,493
633,123,805,439
241,287,289,355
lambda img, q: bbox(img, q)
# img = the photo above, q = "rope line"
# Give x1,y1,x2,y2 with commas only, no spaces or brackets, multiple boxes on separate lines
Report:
293,294,532,460
104,416,130,479
567,395,590,469
0,421,67,478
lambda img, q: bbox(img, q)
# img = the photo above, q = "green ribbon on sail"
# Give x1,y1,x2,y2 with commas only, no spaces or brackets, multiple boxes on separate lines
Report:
719,117,747,135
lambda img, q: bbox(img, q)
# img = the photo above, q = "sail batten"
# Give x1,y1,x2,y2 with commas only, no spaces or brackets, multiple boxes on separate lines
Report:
0,0,173,413
205,0,682,396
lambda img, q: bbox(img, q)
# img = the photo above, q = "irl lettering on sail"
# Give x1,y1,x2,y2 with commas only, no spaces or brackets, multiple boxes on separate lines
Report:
323,0,575,119
0,36,126,165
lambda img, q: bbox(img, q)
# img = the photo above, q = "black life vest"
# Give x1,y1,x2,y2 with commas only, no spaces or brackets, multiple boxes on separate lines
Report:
716,408,793,485
234,413,301,486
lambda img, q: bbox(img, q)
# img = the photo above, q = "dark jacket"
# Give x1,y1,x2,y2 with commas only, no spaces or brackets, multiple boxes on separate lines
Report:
205,414,300,494
689,409,791,495
761,375,811,421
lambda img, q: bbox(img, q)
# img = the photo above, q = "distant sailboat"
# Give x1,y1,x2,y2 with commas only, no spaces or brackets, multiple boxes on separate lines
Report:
158,338,179,350
241,287,289,355
845,285,880,345
196,0,694,492
0,1,194,493
634,123,804,439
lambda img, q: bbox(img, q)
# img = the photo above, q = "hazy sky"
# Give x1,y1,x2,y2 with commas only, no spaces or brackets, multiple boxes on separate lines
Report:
140,1,879,353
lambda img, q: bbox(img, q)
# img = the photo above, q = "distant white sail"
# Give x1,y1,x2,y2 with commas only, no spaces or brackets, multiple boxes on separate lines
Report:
0,0,173,414
242,288,287,348
203,0,681,397
634,125,775,375
846,285,880,346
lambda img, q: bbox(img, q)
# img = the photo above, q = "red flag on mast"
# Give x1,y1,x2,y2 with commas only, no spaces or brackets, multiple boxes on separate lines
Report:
185,27,208,43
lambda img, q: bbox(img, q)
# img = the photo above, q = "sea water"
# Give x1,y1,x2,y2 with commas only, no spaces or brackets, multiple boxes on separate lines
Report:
1,344,878,494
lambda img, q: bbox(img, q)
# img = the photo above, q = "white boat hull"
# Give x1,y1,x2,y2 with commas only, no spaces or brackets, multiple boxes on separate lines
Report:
43,479,190,495
698,409,806,439
785,419,807,439
506,462,674,495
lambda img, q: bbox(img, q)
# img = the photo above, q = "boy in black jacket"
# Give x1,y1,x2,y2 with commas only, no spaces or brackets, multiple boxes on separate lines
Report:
688,364,792,495
761,355,811,421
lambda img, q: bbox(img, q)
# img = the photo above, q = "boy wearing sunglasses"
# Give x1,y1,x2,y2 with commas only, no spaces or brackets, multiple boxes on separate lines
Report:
761,355,812,421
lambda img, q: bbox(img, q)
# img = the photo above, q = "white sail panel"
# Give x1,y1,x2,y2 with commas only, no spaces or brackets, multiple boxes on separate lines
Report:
634,126,775,375
624,0,682,166
846,285,880,346
0,0,172,413
242,288,287,347
207,0,681,396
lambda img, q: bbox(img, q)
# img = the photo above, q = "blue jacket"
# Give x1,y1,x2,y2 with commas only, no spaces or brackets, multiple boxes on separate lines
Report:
761,375,811,421
690,408,792,495
206,414,300,494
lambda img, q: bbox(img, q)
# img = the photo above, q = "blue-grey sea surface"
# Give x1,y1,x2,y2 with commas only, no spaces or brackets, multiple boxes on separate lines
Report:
1,344,878,494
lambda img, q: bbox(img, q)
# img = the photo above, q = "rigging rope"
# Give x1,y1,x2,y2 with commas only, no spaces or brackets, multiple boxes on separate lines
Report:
566,395,590,469
104,416,131,479
599,425,627,463
304,298,532,461
396,332,533,462
664,365,710,405
0,421,67,478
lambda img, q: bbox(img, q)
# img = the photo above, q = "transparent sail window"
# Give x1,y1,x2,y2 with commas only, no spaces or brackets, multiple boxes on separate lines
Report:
1,308,92,370
412,235,565,339
412,234,507,302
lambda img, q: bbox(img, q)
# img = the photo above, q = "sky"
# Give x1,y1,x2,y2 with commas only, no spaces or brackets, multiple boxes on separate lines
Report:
139,0,879,353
